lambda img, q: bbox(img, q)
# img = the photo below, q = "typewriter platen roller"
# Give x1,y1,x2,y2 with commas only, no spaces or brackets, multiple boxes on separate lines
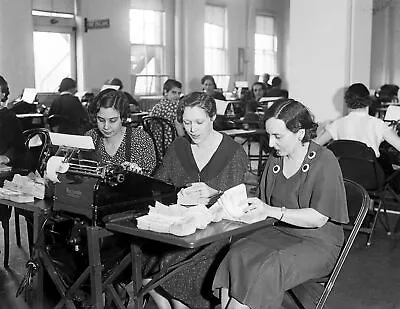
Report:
53,159,178,225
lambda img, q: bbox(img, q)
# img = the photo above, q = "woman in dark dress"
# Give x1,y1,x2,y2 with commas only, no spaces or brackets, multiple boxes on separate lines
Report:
146,92,248,309
212,99,349,309
0,75,25,167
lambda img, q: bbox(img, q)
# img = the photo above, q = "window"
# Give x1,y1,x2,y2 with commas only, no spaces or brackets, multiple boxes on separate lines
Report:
254,15,277,76
204,5,229,90
130,7,167,95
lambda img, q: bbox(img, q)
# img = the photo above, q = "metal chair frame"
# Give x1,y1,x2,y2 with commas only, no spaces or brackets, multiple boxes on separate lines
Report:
289,179,370,309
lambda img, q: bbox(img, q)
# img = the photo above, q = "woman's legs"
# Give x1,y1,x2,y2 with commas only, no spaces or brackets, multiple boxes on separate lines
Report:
143,278,171,309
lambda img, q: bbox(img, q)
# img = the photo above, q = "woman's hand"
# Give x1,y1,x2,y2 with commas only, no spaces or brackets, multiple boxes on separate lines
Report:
246,197,279,217
182,182,219,205
0,155,10,165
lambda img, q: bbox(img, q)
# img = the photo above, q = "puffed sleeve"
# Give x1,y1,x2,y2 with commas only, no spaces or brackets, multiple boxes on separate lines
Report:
307,150,349,224
130,129,156,176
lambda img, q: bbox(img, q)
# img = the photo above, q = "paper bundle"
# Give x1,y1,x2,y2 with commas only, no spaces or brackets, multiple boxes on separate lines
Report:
0,187,34,203
2,172,45,200
209,184,268,224
0,164,12,172
137,202,213,236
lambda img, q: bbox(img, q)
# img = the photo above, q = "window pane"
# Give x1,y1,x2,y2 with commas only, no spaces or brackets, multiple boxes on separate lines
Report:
130,9,164,45
205,48,226,74
255,34,274,50
131,45,165,75
205,23,224,48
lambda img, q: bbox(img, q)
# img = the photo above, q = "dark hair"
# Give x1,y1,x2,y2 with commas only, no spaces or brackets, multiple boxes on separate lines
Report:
92,90,130,121
252,82,267,96
177,92,216,123
271,76,282,88
377,84,399,103
163,79,182,95
201,75,217,88
0,75,10,102
58,77,76,92
106,77,123,90
264,98,317,143
344,83,371,109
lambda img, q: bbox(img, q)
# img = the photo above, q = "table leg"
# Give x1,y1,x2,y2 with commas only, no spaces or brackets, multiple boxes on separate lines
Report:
87,226,104,309
131,242,143,309
31,210,44,309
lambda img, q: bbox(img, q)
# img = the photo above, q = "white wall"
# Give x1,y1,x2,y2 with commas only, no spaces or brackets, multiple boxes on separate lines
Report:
0,0,35,100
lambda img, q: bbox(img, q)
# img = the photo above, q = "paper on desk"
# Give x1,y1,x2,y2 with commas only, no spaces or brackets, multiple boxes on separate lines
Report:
46,156,70,183
215,99,230,116
384,105,400,121
21,88,38,104
100,84,120,92
49,132,95,150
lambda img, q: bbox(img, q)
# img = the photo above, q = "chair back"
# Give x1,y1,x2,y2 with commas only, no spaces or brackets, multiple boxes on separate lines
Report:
47,114,74,134
315,178,370,308
23,128,51,176
327,139,385,191
142,116,177,165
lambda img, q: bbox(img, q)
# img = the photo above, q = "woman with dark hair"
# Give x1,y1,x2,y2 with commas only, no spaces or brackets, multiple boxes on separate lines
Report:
144,92,248,309
201,75,226,101
212,99,348,309
0,75,26,167
315,83,400,157
251,81,267,102
85,90,156,175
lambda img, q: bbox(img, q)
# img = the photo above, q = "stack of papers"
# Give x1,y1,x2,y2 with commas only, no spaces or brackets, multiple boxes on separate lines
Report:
2,172,45,201
0,164,12,172
137,202,213,236
0,187,34,203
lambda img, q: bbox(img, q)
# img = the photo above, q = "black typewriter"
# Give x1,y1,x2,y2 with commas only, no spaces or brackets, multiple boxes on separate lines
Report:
53,159,178,225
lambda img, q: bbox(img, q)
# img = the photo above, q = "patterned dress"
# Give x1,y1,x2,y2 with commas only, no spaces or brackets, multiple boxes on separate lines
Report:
149,98,178,157
85,126,156,176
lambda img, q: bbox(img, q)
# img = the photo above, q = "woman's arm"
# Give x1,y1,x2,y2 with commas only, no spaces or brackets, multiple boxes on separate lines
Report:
247,197,328,228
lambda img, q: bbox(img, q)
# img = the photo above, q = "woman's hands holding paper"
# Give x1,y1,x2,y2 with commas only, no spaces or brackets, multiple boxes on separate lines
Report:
178,182,219,206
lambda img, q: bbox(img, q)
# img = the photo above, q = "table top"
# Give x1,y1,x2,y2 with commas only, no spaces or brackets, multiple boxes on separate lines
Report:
220,128,266,137
106,213,273,249
0,198,51,212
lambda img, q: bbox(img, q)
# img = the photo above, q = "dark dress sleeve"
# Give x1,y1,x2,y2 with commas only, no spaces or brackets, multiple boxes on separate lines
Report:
308,149,349,224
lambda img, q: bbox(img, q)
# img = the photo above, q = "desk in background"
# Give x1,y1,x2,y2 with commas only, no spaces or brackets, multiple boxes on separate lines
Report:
106,213,273,309
16,113,45,130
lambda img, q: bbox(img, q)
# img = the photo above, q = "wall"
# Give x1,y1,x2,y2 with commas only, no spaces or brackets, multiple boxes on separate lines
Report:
0,0,35,101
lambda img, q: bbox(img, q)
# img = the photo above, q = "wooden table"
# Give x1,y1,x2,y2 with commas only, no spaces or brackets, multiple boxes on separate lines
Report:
0,198,51,308
106,213,273,309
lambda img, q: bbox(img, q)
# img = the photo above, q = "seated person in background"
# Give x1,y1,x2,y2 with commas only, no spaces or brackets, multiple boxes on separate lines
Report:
144,92,248,309
315,82,400,174
0,75,26,168
85,90,156,176
149,79,185,149
201,75,226,101
265,76,289,98
48,77,90,135
104,77,124,90
213,99,349,309
369,84,400,116
251,81,267,102
262,73,272,89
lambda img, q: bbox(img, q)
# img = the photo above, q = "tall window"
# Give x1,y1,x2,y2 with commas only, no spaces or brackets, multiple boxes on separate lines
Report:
130,6,167,95
254,15,277,76
204,5,229,90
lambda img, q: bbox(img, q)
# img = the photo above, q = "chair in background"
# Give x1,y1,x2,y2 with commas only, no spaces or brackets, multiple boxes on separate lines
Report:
289,178,370,309
142,116,177,167
13,128,51,259
327,139,391,246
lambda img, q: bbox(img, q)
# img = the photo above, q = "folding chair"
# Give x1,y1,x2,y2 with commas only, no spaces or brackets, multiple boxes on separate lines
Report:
142,116,177,167
327,139,391,246
289,178,370,309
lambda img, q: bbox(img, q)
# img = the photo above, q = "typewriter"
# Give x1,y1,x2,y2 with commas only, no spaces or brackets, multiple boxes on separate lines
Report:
52,159,178,225
47,133,177,225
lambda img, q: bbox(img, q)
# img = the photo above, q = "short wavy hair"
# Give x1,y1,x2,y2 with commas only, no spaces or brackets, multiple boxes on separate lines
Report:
163,79,182,95
177,92,216,123
344,83,372,109
264,98,318,143
200,75,217,88
91,90,131,121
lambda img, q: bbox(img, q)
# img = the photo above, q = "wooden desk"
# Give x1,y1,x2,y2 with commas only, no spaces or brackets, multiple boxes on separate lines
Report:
0,199,51,308
106,214,273,308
